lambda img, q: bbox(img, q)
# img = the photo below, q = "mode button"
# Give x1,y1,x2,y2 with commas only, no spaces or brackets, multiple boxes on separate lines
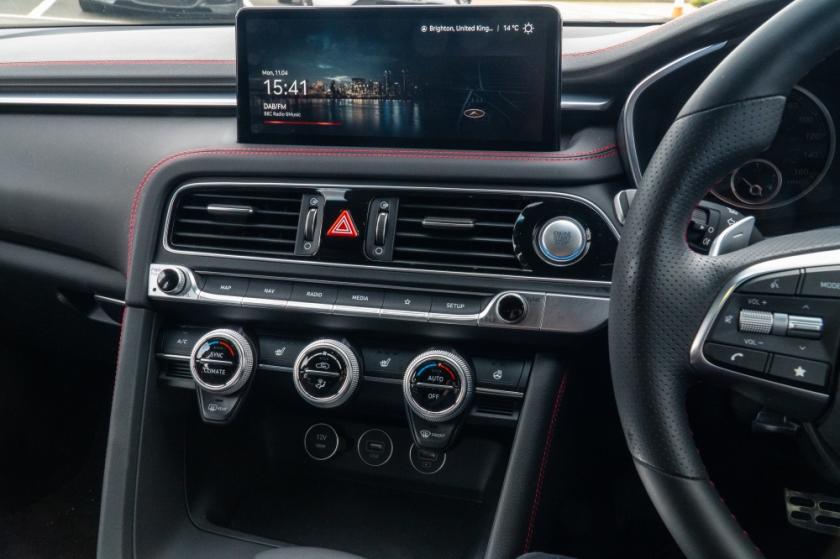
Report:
801,267,840,298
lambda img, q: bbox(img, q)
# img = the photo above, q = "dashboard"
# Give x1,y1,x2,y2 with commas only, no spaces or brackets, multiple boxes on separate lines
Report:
624,43,840,238
0,2,835,558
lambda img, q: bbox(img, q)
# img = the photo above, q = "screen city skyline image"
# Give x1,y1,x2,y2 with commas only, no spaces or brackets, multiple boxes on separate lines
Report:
245,14,549,143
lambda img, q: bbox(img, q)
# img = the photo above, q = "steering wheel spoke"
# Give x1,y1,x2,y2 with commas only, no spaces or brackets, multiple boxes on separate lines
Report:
691,247,840,420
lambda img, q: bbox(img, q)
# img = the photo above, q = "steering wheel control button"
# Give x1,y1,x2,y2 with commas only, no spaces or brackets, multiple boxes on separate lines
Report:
357,429,394,467
473,357,525,388
740,271,800,295
383,291,432,313
787,315,824,339
156,267,186,294
293,339,361,408
304,423,340,461
404,351,473,422
259,337,307,369
409,444,446,475
290,283,338,306
704,343,769,374
245,279,292,301
768,356,829,389
495,293,528,324
336,288,384,310
738,310,785,336
801,267,840,298
189,329,255,395
201,276,249,297
535,217,589,266
430,295,482,316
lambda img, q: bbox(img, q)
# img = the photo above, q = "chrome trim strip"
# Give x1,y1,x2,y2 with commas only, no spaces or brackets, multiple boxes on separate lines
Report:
162,180,619,287
157,353,190,361
94,294,126,307
561,94,612,112
148,264,610,333
0,92,606,112
690,249,840,404
620,43,728,187
475,387,525,399
0,93,236,109
258,363,291,372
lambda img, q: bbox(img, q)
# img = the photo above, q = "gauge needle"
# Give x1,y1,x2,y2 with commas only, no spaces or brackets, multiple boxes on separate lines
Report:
740,177,764,197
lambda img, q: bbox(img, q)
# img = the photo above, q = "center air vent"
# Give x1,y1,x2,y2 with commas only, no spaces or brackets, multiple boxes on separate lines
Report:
391,194,529,273
168,188,305,258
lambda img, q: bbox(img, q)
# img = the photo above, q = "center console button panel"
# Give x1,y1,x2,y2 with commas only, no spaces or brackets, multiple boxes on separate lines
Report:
148,264,608,335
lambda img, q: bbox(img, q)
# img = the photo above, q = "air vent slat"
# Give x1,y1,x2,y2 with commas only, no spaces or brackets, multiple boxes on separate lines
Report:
394,246,518,261
396,232,512,245
391,194,528,273
169,188,304,258
176,218,298,231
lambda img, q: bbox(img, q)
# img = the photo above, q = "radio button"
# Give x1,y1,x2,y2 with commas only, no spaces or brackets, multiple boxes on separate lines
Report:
430,296,482,315
246,279,292,301
336,288,384,309
202,276,249,297
290,283,337,306
383,291,432,313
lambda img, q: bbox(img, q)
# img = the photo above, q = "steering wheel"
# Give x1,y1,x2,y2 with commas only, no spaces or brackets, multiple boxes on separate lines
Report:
609,1,840,557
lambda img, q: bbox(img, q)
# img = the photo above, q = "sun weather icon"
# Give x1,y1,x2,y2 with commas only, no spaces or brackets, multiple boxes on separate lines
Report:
523,22,535,35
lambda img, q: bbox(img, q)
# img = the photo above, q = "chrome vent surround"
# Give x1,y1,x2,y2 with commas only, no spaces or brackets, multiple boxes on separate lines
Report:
392,194,529,273
168,189,303,258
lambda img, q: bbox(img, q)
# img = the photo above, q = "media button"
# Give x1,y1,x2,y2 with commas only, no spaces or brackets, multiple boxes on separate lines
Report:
336,288,384,310
382,291,432,313
290,283,337,306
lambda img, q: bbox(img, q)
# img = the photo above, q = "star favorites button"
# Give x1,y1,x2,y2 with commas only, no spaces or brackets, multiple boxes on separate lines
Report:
768,355,829,388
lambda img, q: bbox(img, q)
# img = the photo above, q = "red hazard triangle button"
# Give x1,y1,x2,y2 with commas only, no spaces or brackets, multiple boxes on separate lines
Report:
326,209,359,238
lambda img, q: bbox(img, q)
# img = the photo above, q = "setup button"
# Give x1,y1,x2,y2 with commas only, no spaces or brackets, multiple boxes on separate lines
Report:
704,343,768,374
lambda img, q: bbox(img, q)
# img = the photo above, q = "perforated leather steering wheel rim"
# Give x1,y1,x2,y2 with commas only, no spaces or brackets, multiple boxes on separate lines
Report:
609,1,840,557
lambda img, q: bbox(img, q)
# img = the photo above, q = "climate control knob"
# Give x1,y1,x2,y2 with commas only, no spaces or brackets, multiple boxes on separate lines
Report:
189,329,255,395
293,339,361,408
403,350,474,423
535,217,589,266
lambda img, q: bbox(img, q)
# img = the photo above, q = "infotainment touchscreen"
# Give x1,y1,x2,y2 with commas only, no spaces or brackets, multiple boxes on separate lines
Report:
236,6,561,151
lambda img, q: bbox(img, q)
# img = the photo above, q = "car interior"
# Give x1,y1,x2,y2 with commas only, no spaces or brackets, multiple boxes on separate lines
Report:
2,0,840,558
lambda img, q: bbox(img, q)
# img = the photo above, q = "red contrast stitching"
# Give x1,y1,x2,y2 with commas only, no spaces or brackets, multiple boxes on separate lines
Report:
125,144,617,270
562,26,661,58
523,373,568,554
0,59,234,68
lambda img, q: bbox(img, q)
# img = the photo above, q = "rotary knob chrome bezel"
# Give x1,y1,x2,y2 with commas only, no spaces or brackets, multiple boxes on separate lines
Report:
189,329,255,395
403,349,474,423
293,339,361,409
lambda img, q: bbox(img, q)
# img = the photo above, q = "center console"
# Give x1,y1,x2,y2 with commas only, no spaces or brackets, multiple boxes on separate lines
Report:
97,6,623,559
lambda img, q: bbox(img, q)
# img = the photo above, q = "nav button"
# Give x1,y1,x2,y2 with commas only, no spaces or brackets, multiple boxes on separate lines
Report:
704,343,768,374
